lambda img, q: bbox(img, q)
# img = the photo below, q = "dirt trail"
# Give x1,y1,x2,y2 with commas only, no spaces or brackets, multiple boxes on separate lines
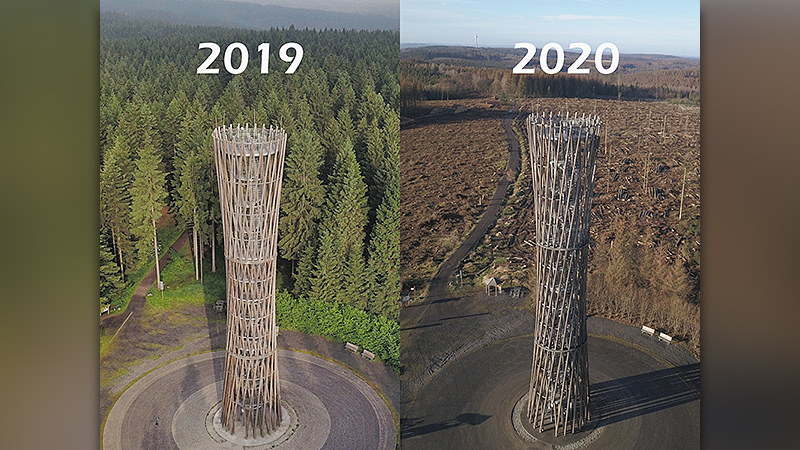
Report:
100,231,190,340
402,108,521,328
400,106,523,405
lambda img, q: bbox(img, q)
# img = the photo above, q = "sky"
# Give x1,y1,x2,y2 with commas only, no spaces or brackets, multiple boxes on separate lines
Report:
401,0,699,57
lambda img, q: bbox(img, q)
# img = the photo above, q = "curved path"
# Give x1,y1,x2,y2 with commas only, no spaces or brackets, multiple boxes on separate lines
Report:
400,108,523,400
404,108,521,320
100,230,190,335
402,334,699,449
399,104,700,448
103,349,396,450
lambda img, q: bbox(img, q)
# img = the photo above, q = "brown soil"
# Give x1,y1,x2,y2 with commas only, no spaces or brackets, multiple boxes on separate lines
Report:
399,99,513,295
400,96,701,353
401,97,702,290
475,97,700,290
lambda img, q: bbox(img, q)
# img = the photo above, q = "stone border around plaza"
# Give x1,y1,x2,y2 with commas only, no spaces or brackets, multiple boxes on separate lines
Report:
103,349,394,450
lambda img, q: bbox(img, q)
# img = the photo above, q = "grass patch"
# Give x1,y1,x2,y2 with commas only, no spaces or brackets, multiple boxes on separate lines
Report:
146,245,226,309
100,366,131,388
105,220,184,313
145,242,290,311
99,330,113,357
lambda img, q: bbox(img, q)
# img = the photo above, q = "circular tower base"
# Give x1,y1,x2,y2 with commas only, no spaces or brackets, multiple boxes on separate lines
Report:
210,402,294,447
103,349,395,450
511,393,603,448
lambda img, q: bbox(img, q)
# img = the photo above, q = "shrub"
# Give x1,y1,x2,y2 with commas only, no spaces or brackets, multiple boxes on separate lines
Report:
276,291,400,371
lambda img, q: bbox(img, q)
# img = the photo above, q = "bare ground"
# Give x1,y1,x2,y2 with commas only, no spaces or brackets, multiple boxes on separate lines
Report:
399,99,512,296
399,96,701,416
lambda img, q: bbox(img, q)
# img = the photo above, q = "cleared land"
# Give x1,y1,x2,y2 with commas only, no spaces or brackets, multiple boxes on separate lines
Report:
474,97,701,279
399,98,512,296
400,97,700,352
401,98,700,286
480,97,701,350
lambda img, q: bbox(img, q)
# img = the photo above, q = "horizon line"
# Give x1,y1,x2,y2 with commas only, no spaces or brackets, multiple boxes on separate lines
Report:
400,42,700,59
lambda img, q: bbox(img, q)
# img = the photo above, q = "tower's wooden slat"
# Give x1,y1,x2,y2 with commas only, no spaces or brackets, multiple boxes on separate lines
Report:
212,124,287,438
526,113,600,436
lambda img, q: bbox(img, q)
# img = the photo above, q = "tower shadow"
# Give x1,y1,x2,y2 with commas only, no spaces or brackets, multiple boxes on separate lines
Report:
401,413,492,439
591,363,700,426
203,247,227,385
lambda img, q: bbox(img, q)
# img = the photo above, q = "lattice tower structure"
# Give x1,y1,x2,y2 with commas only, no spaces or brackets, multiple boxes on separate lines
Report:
212,124,287,438
526,112,601,436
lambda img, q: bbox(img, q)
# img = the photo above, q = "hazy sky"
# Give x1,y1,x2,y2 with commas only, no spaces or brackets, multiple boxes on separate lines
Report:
401,0,699,57
239,0,399,18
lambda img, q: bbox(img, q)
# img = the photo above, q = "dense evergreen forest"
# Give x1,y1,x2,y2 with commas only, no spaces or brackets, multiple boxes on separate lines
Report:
99,13,402,320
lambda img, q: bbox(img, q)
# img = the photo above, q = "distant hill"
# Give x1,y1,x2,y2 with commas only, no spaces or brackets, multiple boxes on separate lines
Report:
400,45,700,103
100,0,398,31
401,45,699,74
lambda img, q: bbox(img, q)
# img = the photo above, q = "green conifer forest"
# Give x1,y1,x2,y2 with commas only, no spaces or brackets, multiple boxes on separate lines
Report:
99,13,402,321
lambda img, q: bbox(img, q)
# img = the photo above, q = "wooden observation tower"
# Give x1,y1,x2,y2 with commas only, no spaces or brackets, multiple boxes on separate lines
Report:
212,124,287,438
526,112,601,436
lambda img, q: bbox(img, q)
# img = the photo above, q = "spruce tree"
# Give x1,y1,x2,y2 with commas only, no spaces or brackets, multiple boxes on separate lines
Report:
100,138,134,277
117,98,160,157
366,181,401,320
292,95,314,132
343,248,368,310
331,70,356,119
310,140,368,307
310,227,342,303
100,235,124,306
174,104,209,279
217,76,247,121
278,129,325,268
131,134,168,289
355,86,389,227
328,141,368,257
175,148,200,279
366,114,401,319
194,80,214,111
321,109,355,180
100,92,122,158
199,136,220,274
163,90,190,175
293,236,317,297
302,67,332,132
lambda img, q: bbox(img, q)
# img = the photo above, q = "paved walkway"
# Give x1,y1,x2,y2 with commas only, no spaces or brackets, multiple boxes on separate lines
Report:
398,105,700,448
402,330,699,449
400,107,523,404
103,350,396,450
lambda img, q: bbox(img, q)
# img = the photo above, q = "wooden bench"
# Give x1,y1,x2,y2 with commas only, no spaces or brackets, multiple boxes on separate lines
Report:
214,300,226,312
658,332,673,344
345,342,359,353
641,326,655,337
361,349,376,361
